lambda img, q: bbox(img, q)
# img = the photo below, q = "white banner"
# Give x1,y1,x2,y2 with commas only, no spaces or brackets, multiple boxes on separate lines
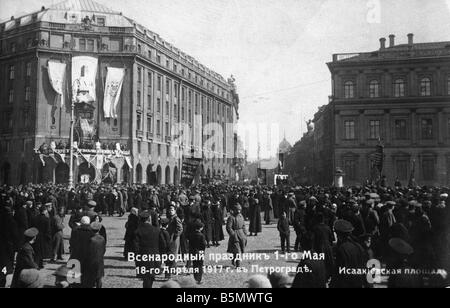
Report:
72,56,97,104
103,67,125,118
48,61,66,107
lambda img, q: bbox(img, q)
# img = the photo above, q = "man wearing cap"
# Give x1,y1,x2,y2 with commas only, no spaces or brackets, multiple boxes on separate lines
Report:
330,220,366,288
226,204,247,268
166,205,183,277
84,222,106,288
69,216,95,287
34,205,52,268
188,220,206,284
11,228,39,288
14,201,30,245
0,200,20,287
387,238,423,288
134,210,161,288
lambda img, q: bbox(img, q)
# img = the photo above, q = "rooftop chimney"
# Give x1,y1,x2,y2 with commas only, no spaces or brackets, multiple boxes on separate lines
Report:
389,34,395,47
408,33,414,46
379,37,386,50
41,6,45,11
10,16,14,20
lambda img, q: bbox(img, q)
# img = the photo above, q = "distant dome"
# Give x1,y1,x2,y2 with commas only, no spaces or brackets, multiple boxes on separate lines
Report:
278,138,292,154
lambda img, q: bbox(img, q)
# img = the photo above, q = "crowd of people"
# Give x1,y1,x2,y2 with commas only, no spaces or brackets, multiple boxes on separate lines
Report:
0,181,449,288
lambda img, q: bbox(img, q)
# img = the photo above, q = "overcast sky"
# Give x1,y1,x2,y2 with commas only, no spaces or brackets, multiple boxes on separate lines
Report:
2,0,450,145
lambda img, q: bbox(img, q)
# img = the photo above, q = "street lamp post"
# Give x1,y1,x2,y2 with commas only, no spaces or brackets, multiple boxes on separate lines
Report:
68,100,75,188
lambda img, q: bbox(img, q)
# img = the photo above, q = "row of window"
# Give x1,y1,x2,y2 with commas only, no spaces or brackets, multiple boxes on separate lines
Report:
343,118,448,140
343,156,438,182
5,87,32,104
343,77,435,98
136,69,232,122
7,63,32,80
0,110,31,130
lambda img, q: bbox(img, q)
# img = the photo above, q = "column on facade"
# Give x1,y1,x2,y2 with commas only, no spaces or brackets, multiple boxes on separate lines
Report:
384,110,391,145
359,110,365,145
411,109,417,145
437,109,444,144
357,70,366,98
334,111,341,145
409,68,417,97
383,70,392,97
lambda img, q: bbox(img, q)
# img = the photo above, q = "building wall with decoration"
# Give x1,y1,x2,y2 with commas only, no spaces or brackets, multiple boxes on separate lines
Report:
0,0,240,185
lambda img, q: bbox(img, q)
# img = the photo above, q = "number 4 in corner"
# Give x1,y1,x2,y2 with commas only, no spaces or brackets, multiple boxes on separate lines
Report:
1,267,6,275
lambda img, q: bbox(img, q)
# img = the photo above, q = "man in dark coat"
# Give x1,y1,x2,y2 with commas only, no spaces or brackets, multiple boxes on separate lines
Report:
34,205,53,268
262,191,274,225
0,202,20,287
311,212,335,278
277,211,290,253
134,211,161,288
14,201,29,245
51,207,65,261
84,222,106,288
292,232,327,288
248,196,262,236
293,201,307,251
211,201,224,246
201,201,214,247
188,220,206,284
11,228,39,288
166,205,183,277
69,216,95,287
330,220,366,288
124,208,139,258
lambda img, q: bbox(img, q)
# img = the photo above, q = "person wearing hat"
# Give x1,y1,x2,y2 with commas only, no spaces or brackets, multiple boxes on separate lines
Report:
134,209,161,288
387,238,423,288
50,206,66,262
34,205,52,268
262,190,274,225
69,216,95,287
17,268,43,288
211,200,225,246
248,195,262,237
188,220,206,284
84,222,106,288
14,201,30,246
166,204,183,278
11,228,39,288
409,203,434,269
226,204,247,268
123,208,139,258
330,220,366,288
0,201,20,287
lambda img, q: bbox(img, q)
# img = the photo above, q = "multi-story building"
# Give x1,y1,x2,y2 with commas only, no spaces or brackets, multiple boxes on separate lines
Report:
315,34,450,187
0,0,240,185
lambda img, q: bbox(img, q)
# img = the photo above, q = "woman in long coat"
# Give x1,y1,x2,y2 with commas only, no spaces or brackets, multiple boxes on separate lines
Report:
226,204,247,268
34,206,53,267
248,196,262,236
211,201,224,246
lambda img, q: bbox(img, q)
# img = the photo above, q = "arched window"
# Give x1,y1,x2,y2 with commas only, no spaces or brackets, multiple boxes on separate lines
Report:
393,78,405,97
344,81,355,98
420,77,431,96
369,80,380,98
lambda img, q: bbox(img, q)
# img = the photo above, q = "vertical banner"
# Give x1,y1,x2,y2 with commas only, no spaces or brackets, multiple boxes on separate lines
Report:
72,56,98,104
181,157,202,187
48,61,67,107
103,67,125,118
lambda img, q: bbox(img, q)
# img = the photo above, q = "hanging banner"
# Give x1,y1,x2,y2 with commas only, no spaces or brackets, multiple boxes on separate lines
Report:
103,67,125,118
48,61,66,107
72,56,97,104
125,156,133,169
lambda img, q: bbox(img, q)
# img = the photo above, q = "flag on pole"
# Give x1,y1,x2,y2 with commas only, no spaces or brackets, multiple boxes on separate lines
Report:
48,61,66,107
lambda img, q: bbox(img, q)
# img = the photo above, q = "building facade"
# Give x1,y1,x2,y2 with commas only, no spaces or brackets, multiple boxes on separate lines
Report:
0,0,240,186
317,34,450,187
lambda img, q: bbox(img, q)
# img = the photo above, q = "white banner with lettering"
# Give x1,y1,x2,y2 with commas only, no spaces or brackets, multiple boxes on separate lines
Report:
72,56,97,104
48,61,66,107
103,67,125,118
